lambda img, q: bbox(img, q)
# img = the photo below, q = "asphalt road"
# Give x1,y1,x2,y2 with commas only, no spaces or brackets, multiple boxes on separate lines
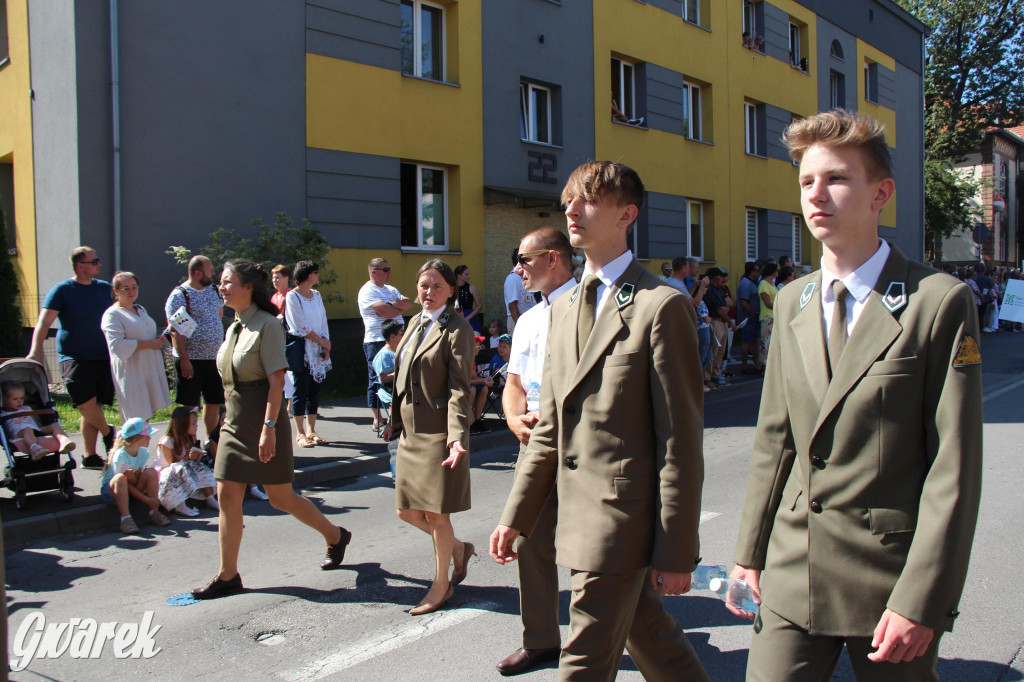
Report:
5,333,1023,681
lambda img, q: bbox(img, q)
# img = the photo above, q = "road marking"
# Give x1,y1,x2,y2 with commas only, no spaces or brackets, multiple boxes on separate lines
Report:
983,375,1024,403
279,601,499,681
700,511,720,523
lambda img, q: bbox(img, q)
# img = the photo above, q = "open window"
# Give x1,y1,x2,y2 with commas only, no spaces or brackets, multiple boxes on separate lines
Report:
401,163,448,249
400,0,446,81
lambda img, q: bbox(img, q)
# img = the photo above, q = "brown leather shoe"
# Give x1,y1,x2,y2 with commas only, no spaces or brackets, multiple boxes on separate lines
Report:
496,647,560,676
321,526,352,570
191,573,243,600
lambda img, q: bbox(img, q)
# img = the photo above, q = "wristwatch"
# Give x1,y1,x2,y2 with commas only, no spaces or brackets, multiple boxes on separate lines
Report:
264,419,276,428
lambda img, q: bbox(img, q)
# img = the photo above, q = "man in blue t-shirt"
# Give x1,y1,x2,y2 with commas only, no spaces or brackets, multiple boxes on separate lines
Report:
736,261,763,373
28,246,116,468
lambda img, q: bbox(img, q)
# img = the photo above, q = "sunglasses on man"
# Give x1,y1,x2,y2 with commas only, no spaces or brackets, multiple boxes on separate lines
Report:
374,267,391,272
515,249,550,266
78,258,101,266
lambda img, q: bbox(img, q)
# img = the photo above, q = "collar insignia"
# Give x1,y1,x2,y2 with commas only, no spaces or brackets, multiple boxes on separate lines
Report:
799,282,815,310
882,281,907,313
952,335,982,367
438,311,451,326
616,282,635,308
569,284,581,305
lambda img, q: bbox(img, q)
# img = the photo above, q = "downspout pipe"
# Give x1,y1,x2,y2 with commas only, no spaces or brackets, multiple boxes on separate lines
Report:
110,0,121,270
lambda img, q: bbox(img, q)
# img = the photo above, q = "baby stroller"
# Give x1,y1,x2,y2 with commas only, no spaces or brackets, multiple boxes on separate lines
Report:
0,358,77,510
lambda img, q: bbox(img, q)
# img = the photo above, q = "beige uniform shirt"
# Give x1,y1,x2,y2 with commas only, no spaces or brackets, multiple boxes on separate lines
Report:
216,304,288,384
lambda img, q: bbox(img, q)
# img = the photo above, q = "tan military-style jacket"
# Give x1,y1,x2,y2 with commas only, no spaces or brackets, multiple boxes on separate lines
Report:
500,259,705,574
734,246,983,636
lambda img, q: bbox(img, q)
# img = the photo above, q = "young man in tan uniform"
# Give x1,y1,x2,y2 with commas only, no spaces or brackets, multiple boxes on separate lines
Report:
729,111,983,680
491,162,710,681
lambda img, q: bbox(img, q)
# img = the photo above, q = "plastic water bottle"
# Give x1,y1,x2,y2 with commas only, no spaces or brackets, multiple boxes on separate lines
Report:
708,577,759,613
387,437,399,481
526,382,541,405
690,564,728,590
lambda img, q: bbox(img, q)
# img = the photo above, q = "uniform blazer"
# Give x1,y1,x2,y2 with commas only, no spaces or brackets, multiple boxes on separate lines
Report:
390,304,475,452
500,259,705,574
734,245,983,636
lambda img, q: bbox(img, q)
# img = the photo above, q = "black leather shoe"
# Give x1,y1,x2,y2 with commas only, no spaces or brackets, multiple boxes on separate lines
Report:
82,454,106,469
191,573,243,600
496,647,560,676
321,526,352,570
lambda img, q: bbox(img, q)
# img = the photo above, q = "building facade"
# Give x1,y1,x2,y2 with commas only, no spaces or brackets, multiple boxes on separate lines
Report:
1,0,926,343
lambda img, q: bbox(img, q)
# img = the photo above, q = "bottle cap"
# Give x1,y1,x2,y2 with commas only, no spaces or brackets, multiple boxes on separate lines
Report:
709,577,726,592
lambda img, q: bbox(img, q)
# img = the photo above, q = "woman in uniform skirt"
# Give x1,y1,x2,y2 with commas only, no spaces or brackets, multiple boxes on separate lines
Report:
191,259,352,599
382,259,476,615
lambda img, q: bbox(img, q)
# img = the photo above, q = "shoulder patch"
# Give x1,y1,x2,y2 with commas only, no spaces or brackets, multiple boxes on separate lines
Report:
615,282,635,308
569,284,580,305
799,282,816,310
882,281,907,313
952,335,982,368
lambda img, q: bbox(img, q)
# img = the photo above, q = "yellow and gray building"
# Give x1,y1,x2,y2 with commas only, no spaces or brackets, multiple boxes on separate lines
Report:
1,0,925,349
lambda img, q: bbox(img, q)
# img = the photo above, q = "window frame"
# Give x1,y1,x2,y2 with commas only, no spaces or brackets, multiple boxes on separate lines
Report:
864,61,878,103
829,70,845,109
683,0,700,25
788,22,801,65
744,102,758,155
401,162,449,250
745,208,759,261
683,81,702,141
400,0,447,81
688,200,704,260
791,214,803,265
612,57,638,121
520,81,553,145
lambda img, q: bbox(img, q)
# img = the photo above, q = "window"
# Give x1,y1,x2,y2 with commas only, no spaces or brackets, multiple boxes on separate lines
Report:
683,82,702,141
401,0,445,81
400,163,448,249
744,102,758,155
830,40,844,61
745,209,758,260
792,214,803,264
611,58,638,121
864,61,878,103
829,71,845,109
688,201,704,259
743,1,763,50
520,82,552,144
684,0,699,24
0,0,9,66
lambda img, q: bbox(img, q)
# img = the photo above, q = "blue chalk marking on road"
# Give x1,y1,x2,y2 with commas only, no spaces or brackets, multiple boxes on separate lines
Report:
167,593,201,606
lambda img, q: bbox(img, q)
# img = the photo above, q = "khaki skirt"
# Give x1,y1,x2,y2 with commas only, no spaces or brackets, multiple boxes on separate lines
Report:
214,380,293,484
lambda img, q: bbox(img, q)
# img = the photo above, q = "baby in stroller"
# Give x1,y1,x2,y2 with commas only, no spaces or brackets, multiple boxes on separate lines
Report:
2,382,76,461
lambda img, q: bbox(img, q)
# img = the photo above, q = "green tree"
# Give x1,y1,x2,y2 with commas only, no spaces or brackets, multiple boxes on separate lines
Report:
897,0,1024,254
0,203,25,357
167,212,343,301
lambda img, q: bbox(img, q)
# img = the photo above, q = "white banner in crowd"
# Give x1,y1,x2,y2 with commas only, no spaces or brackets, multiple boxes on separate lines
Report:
999,280,1024,324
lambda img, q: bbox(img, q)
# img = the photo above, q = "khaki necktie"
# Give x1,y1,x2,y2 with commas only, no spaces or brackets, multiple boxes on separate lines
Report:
577,275,600,359
221,320,242,388
827,280,849,379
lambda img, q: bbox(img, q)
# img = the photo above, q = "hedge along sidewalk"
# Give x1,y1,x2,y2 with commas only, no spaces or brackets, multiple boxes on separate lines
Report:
1,395,518,548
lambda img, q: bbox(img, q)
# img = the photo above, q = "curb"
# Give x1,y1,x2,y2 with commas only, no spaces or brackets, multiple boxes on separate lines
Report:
3,429,519,548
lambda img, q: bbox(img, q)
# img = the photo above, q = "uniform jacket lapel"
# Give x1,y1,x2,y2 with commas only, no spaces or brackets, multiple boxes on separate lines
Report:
812,248,908,438
394,313,424,393
411,307,450,364
568,260,642,392
789,271,829,409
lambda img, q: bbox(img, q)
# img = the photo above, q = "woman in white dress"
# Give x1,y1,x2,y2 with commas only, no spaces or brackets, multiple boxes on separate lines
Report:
101,271,172,421
284,261,332,448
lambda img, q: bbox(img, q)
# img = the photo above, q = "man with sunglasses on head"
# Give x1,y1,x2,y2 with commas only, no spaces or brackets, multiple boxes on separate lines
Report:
358,258,412,431
28,246,116,468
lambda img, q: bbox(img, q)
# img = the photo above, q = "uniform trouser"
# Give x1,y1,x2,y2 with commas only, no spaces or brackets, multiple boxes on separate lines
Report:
516,486,560,649
708,319,729,380
559,566,710,682
747,605,940,682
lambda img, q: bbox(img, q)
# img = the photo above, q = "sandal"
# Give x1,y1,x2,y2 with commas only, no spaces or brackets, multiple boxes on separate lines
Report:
308,432,328,445
296,435,314,448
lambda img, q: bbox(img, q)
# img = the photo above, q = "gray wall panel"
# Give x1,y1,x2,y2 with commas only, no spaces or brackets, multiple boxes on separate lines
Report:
649,0,683,19
305,1,400,70
646,192,688,257
892,64,924,259
765,104,792,163
796,0,924,73
763,3,791,64
305,149,402,250
762,209,794,260
815,21,857,113
112,0,307,313
481,1,595,192
877,63,896,109
29,0,82,295
645,63,685,137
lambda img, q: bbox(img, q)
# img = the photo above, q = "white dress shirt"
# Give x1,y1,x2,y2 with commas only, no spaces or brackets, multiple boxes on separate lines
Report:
582,249,634,323
820,239,890,340
403,305,446,360
508,278,577,413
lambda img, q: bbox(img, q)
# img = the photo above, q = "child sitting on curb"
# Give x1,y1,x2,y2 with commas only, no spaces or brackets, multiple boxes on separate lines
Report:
155,406,219,517
99,418,171,534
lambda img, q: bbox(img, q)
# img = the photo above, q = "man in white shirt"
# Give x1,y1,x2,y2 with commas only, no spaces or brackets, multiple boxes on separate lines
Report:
496,226,577,676
504,249,538,335
357,258,412,430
